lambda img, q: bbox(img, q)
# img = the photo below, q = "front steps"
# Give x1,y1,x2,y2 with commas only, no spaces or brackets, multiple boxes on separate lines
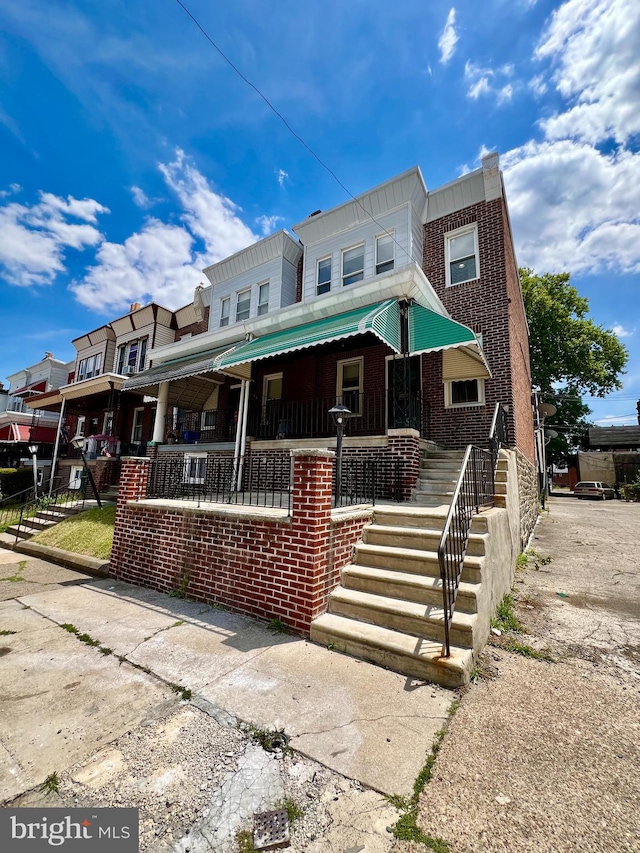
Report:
412,449,464,506
311,502,489,688
6,505,82,541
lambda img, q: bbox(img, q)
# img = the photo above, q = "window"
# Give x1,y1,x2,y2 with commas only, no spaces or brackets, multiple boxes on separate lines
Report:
258,282,270,316
317,257,332,295
183,453,207,484
220,297,230,327
127,341,138,371
131,408,144,443
446,225,479,286
342,244,364,287
337,357,363,415
376,234,394,274
116,345,127,374
116,338,148,374
77,359,87,382
138,339,147,372
236,289,251,322
444,378,485,408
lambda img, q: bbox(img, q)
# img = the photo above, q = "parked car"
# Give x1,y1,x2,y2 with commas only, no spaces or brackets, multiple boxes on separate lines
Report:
572,481,615,500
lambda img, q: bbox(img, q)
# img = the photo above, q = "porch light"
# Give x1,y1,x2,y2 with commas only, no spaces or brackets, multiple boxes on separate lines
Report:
328,404,352,504
28,445,39,500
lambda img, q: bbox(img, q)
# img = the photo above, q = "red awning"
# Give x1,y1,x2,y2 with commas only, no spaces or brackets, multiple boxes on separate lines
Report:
13,380,48,395
0,423,57,443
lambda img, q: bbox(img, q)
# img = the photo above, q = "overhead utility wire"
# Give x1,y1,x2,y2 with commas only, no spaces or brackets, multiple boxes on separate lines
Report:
173,0,411,263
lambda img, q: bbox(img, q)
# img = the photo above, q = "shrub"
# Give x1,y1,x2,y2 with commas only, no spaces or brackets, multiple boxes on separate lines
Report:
0,468,34,499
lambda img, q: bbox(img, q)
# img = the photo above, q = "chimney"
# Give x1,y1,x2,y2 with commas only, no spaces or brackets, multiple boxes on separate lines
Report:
44,352,53,359
130,302,141,313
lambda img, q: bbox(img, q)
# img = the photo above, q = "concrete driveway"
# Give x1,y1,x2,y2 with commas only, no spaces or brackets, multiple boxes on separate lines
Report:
399,496,640,853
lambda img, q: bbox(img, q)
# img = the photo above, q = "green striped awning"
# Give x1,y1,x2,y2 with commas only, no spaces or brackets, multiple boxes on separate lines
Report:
409,303,491,376
216,299,401,369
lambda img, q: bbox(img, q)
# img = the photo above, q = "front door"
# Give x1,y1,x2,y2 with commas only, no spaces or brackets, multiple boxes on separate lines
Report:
387,356,421,431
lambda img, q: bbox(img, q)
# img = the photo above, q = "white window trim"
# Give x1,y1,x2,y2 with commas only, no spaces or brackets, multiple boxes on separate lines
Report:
444,378,485,409
220,296,230,327
257,280,270,316
236,288,251,322
262,372,283,401
183,452,207,484
317,256,332,295
341,243,365,288
445,223,480,288
375,232,395,275
131,407,145,443
337,356,364,415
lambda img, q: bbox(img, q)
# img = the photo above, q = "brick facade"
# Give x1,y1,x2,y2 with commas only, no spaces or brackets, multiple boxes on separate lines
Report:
109,451,372,634
423,197,535,463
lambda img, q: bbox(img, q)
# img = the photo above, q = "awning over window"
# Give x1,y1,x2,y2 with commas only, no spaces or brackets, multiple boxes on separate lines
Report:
0,423,57,443
216,299,401,370
408,303,491,377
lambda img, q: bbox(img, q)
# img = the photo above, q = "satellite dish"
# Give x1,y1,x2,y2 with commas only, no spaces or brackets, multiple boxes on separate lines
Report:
545,429,558,439
538,402,557,417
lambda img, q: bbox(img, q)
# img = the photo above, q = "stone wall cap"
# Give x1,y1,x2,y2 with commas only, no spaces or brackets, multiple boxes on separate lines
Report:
330,505,374,523
289,448,335,459
120,456,151,462
388,428,421,439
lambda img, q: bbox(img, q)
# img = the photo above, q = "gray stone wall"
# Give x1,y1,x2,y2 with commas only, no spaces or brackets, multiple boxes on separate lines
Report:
516,448,538,549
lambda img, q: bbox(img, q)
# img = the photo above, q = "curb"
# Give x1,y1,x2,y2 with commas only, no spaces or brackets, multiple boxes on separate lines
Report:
2,538,110,578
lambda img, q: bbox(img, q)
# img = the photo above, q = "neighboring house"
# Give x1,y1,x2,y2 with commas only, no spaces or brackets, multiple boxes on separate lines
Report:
25,301,210,491
0,355,74,469
105,154,539,688
578,422,640,485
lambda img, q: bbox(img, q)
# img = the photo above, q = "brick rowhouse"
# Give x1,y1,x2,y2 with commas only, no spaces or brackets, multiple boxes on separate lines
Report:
109,451,372,633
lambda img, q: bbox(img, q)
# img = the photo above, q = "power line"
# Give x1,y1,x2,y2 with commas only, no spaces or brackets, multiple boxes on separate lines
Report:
173,0,412,262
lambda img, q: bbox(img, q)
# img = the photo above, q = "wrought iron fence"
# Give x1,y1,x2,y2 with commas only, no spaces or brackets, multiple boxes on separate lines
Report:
332,455,404,508
146,454,291,510
437,445,496,657
8,479,88,542
0,485,36,532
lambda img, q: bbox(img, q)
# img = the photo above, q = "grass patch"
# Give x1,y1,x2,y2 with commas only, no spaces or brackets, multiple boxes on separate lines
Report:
248,725,292,755
1,559,27,582
267,617,289,634
491,593,525,634
38,772,60,795
388,728,451,851
0,629,17,636
31,505,116,559
516,552,528,570
279,797,304,823
170,683,192,701
503,638,554,662
236,830,255,853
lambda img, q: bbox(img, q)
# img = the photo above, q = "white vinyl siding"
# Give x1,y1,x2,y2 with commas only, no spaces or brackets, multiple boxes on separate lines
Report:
208,256,297,329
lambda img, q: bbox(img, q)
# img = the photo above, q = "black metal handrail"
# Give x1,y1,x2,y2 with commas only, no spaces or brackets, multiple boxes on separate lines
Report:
12,480,88,542
489,401,508,454
332,455,403,507
0,485,38,532
146,454,291,511
437,446,496,656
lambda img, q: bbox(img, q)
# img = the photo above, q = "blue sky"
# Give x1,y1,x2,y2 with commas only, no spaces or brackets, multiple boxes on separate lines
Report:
1,0,638,425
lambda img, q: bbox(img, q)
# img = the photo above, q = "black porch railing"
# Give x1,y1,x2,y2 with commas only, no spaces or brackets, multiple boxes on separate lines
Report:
332,455,403,507
0,485,37,532
437,403,508,657
146,454,291,510
166,390,424,444
7,479,88,542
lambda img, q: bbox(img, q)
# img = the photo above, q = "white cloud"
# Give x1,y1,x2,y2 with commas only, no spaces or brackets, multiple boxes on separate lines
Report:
468,76,491,100
528,74,548,97
499,0,640,277
497,83,513,104
131,186,152,209
438,8,458,65
256,215,284,236
70,149,258,312
535,0,640,145
464,60,514,104
0,193,107,286
277,168,288,187
611,324,634,338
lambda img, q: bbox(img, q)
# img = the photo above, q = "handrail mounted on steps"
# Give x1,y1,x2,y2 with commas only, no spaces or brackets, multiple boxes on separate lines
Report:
437,403,508,657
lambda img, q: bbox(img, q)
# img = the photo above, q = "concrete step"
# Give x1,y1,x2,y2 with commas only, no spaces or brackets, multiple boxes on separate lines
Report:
412,490,455,506
328,587,476,649
35,506,81,522
363,524,487,556
372,504,489,534
310,613,473,688
353,542,484,583
17,516,59,532
419,461,461,473
415,480,458,493
424,450,465,460
342,563,479,613
418,469,459,481
5,525,34,540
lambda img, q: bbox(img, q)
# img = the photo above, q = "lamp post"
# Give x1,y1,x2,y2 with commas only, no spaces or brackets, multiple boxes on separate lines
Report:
328,404,351,505
27,444,39,500
70,435,102,509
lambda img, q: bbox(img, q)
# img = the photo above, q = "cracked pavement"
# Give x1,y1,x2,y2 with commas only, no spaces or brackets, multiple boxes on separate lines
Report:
0,545,450,851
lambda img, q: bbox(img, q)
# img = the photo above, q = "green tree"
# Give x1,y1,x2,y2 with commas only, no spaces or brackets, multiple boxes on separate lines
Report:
520,268,629,465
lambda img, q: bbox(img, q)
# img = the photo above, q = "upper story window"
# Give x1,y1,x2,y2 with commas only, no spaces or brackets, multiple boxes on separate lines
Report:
446,225,479,286
317,257,332,295
342,244,364,287
236,289,251,322
376,234,394,275
116,338,148,376
258,282,270,316
77,352,103,382
220,297,230,327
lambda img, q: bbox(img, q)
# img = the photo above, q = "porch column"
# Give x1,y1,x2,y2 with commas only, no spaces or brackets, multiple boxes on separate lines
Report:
152,381,170,443
48,396,67,495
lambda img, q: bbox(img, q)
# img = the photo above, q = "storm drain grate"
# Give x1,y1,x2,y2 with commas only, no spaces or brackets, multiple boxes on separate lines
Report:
253,808,290,850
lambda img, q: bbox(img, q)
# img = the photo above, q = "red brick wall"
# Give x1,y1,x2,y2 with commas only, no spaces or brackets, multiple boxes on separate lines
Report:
423,196,534,460
109,452,371,634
